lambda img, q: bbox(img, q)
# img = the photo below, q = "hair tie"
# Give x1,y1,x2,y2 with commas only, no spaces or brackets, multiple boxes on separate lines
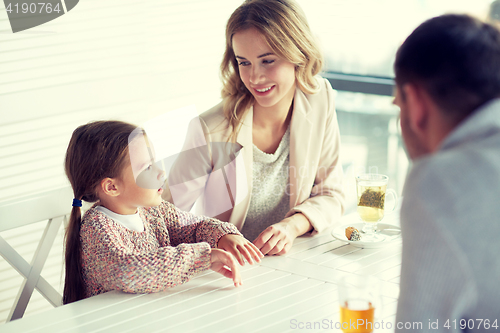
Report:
72,198,82,207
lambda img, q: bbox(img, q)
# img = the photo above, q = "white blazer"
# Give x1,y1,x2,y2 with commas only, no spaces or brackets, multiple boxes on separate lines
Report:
164,77,345,235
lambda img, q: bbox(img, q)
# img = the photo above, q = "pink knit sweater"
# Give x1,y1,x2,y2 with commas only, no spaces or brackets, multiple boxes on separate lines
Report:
80,200,241,298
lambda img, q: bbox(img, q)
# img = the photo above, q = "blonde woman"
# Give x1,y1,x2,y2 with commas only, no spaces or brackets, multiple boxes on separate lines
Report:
165,0,344,257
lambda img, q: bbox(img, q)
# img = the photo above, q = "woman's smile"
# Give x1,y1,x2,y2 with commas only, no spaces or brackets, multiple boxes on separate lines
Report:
253,85,275,95
232,28,296,112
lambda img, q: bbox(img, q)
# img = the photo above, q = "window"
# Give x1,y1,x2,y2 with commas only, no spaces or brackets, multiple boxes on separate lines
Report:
295,0,492,210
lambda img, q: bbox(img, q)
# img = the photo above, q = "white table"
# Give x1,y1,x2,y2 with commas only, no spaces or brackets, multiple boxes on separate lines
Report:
1,212,402,333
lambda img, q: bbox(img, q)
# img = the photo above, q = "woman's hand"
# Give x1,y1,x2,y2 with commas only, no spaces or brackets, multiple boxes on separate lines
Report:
217,234,264,266
210,248,242,287
253,213,313,256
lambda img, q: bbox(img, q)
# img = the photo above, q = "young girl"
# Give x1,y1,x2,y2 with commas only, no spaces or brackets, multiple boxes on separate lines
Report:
165,0,345,256
63,120,263,304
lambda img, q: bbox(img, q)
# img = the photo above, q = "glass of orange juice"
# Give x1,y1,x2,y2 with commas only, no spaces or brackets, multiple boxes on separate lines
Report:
338,275,382,333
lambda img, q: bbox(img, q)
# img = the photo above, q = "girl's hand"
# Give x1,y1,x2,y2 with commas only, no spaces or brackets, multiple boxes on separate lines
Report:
217,234,264,266
253,213,312,256
210,248,242,287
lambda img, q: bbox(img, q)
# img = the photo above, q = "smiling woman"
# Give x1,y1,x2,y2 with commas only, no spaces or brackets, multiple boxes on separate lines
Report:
164,0,345,256
232,29,296,111
232,28,297,154
233,28,297,154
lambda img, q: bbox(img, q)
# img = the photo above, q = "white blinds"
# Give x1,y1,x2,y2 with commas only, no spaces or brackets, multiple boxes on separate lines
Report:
0,0,240,202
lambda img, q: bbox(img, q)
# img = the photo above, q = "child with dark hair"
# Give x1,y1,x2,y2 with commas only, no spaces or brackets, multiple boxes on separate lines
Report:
63,120,262,304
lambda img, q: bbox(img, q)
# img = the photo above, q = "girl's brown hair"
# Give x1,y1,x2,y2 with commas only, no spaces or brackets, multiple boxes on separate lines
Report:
221,0,323,142
63,120,138,304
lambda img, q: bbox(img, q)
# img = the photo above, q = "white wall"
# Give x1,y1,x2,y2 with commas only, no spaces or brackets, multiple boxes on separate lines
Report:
0,0,240,323
0,0,241,202
0,0,492,201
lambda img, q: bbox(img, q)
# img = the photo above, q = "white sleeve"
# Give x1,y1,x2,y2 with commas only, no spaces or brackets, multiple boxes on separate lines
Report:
164,116,212,212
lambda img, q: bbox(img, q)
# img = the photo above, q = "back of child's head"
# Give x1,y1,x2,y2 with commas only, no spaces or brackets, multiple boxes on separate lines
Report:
65,120,138,203
63,120,138,304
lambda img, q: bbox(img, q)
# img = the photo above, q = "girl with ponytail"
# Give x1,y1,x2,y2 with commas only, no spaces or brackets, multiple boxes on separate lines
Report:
63,120,262,304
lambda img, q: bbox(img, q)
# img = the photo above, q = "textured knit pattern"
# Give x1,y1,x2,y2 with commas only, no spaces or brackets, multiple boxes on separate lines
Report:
241,126,290,241
80,200,241,298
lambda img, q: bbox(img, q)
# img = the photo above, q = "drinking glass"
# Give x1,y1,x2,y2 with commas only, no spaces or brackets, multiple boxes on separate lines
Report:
356,174,398,241
338,275,383,333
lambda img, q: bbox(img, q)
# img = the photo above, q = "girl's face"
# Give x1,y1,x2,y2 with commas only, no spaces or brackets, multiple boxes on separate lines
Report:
232,28,296,111
116,136,165,214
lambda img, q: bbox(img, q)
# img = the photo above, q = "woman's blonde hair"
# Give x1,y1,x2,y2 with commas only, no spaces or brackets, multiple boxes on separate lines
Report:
221,0,323,142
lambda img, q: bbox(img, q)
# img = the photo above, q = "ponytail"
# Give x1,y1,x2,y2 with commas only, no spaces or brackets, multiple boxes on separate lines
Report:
63,121,137,304
63,204,85,304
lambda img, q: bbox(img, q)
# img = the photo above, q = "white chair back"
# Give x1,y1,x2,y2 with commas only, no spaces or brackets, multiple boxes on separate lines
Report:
0,186,73,322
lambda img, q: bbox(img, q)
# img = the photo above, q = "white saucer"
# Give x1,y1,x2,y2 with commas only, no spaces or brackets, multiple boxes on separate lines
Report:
331,222,402,248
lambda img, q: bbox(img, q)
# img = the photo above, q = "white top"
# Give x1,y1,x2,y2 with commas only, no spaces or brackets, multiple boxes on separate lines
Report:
241,126,290,241
95,206,144,232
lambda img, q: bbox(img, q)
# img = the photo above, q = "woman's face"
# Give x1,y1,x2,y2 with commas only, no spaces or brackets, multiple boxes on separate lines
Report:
232,28,296,111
